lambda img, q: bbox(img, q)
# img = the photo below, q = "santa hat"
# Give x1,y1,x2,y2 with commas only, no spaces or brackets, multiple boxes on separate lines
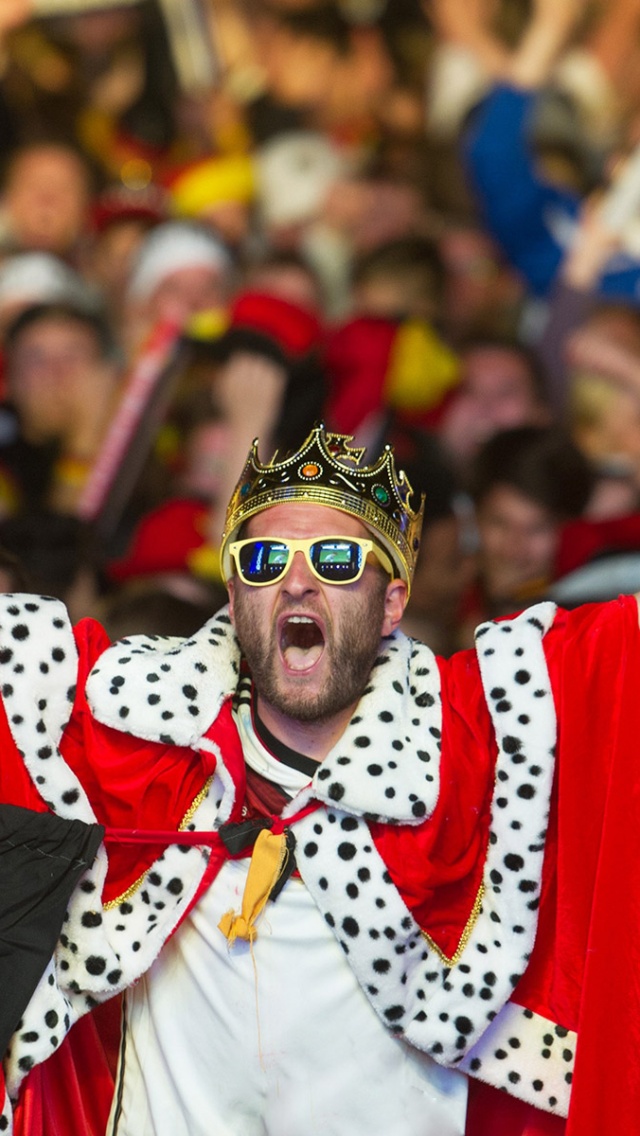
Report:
0,253,93,314
127,221,232,301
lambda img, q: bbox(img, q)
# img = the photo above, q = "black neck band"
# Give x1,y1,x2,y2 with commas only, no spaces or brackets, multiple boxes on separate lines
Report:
252,691,319,779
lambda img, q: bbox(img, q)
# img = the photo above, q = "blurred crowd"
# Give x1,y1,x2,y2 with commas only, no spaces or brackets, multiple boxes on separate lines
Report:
1,0,640,653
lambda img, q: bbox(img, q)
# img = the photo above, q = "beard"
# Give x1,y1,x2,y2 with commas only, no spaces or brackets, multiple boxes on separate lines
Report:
233,577,388,724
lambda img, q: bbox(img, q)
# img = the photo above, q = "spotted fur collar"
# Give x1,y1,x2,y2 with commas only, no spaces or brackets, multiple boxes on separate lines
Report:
86,606,443,825
0,594,565,1125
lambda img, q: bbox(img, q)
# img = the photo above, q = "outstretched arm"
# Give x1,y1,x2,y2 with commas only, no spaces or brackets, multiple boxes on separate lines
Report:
506,0,588,88
427,0,587,88
587,0,640,106
444,0,589,295
424,0,510,78
535,197,625,414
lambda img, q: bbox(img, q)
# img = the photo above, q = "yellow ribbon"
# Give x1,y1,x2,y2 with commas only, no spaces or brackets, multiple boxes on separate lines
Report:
218,829,288,945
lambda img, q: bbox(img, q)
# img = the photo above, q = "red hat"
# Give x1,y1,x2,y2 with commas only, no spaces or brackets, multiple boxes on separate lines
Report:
227,290,322,360
107,497,209,583
91,184,169,235
555,512,640,579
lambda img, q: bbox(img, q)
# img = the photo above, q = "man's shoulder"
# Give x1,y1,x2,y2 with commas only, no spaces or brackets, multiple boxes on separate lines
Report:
544,594,638,651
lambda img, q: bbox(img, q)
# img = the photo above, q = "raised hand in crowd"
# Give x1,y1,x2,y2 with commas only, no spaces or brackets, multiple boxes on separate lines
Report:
428,0,588,88
0,0,33,42
423,0,509,76
206,350,288,548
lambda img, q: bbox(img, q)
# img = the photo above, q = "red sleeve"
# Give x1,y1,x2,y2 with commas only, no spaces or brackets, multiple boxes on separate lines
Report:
62,618,223,904
536,596,640,1136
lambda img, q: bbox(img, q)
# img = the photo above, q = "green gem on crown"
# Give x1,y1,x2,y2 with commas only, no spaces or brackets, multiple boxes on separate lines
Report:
373,484,390,506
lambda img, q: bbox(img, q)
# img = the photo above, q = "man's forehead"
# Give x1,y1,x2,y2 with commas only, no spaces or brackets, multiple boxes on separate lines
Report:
246,502,370,538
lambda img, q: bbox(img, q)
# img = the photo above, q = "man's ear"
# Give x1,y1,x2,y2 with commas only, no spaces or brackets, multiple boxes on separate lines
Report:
381,579,408,636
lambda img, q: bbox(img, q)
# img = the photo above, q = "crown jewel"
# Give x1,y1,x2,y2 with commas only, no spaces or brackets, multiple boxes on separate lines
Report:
220,424,424,592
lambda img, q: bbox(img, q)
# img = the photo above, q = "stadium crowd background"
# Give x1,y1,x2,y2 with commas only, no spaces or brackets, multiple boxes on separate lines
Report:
0,0,639,654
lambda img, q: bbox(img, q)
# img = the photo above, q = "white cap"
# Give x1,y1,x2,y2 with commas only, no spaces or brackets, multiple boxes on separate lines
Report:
0,252,91,312
127,221,232,301
255,131,348,227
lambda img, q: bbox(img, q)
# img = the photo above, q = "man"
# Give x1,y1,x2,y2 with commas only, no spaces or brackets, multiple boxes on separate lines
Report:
0,425,638,1136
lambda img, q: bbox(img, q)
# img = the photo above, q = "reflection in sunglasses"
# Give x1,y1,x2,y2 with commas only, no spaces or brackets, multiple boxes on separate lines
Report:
229,536,394,587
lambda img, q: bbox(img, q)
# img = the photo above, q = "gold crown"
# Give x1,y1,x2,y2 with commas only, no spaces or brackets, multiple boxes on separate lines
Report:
220,424,424,593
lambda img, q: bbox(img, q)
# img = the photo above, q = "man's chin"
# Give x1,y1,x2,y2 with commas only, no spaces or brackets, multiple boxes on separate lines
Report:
264,671,355,726
268,678,334,724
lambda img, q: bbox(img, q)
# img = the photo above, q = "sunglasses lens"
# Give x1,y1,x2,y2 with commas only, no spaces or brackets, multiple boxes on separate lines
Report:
310,539,363,582
237,540,290,583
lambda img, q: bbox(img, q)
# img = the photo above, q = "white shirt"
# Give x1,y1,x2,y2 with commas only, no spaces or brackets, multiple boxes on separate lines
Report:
107,704,468,1136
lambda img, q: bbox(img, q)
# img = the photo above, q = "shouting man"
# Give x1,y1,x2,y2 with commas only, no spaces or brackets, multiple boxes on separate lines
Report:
0,425,637,1136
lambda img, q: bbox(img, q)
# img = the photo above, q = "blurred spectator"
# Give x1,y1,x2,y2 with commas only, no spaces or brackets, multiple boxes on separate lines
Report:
187,276,325,552
0,299,120,515
458,423,595,645
82,182,168,325
324,313,459,451
248,3,395,143
218,249,326,454
253,126,431,316
0,141,94,264
350,234,446,323
99,492,228,625
122,219,236,355
0,1,179,181
437,336,551,471
563,304,640,516
437,219,526,344
323,235,460,450
0,252,96,338
253,127,353,314
436,0,640,305
242,247,325,313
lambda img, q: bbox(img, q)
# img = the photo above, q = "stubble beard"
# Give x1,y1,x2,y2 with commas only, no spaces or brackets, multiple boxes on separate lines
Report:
233,580,388,724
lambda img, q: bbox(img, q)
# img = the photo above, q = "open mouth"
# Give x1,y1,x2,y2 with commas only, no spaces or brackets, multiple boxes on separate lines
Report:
279,615,325,672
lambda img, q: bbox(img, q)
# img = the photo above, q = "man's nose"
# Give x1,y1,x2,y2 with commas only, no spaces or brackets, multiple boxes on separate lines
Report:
282,550,318,593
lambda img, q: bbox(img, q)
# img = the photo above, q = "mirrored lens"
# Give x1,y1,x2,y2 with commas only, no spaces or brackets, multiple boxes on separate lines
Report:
238,540,290,583
310,539,363,581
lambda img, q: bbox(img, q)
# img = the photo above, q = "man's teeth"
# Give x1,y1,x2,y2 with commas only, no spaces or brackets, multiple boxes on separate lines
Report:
287,616,314,623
